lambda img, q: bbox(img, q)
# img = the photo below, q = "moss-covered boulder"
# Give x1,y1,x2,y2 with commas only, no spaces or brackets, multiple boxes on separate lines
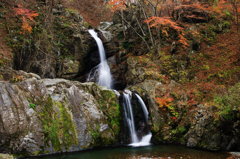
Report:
0,69,120,156
0,154,14,159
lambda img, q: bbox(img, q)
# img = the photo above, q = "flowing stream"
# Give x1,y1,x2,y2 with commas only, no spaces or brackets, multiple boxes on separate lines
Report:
87,29,112,88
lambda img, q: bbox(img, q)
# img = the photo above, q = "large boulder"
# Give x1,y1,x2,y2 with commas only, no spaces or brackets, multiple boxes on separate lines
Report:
0,69,121,156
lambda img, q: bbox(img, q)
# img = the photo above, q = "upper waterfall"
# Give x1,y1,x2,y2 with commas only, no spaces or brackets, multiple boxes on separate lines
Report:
87,29,113,88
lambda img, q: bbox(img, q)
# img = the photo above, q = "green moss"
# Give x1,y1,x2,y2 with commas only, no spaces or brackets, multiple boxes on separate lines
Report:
37,96,78,152
96,90,121,138
84,22,89,28
90,124,101,146
80,145,89,149
0,154,14,159
178,126,187,134
88,122,115,147
33,151,41,155
57,101,79,149
65,8,78,15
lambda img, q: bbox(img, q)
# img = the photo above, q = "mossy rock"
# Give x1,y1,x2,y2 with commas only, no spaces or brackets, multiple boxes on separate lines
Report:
0,154,14,159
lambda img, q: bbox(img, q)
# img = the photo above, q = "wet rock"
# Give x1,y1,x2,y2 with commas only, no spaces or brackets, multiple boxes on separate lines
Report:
187,137,198,147
226,137,240,151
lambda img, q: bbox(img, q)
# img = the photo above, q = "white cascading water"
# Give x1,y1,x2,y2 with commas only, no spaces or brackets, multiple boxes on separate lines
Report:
87,29,112,88
136,94,149,122
130,94,152,147
123,93,139,143
123,91,152,147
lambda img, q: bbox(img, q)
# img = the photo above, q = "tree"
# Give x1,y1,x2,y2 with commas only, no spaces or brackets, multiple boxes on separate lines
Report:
109,0,189,51
228,0,240,51
14,4,39,34
108,0,152,51
144,16,188,47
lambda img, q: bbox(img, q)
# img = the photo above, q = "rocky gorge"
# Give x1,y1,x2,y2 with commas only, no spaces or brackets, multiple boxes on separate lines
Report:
0,0,240,158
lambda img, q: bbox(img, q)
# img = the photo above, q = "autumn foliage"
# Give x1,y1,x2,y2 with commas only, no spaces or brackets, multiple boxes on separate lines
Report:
144,17,189,47
108,0,126,12
156,96,174,110
14,4,39,33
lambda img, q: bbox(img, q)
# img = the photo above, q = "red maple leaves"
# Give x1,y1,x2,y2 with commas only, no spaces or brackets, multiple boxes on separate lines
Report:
14,4,39,33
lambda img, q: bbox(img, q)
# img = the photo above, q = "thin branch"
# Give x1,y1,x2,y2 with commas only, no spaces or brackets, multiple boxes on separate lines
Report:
135,17,146,36
115,11,151,51
139,1,155,47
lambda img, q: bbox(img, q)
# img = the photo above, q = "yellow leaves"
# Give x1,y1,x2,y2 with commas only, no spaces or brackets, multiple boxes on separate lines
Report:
12,75,24,82
156,97,174,110
21,22,32,34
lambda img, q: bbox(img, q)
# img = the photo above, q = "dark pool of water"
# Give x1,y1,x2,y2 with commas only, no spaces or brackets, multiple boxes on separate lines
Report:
31,144,231,159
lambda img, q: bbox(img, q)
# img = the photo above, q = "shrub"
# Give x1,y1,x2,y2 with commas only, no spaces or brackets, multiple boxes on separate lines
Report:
29,103,36,109
214,82,240,120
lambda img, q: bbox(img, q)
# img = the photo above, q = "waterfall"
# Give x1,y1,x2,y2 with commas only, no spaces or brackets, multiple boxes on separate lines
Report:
136,94,149,122
130,94,152,147
123,93,139,143
123,92,152,147
87,29,112,88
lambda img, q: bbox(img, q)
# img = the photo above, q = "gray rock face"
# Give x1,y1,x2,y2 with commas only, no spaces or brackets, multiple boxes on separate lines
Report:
0,72,120,156
58,58,80,79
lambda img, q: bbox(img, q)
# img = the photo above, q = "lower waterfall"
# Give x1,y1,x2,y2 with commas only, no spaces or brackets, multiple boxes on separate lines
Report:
123,93,138,143
122,91,152,147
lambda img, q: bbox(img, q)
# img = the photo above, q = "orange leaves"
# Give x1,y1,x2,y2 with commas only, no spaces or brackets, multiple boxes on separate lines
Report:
108,0,126,12
156,97,173,110
144,16,189,47
178,34,188,48
145,16,183,31
14,4,39,33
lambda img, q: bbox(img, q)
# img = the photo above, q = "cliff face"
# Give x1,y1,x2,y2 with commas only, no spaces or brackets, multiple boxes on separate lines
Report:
0,68,120,156
128,80,240,151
